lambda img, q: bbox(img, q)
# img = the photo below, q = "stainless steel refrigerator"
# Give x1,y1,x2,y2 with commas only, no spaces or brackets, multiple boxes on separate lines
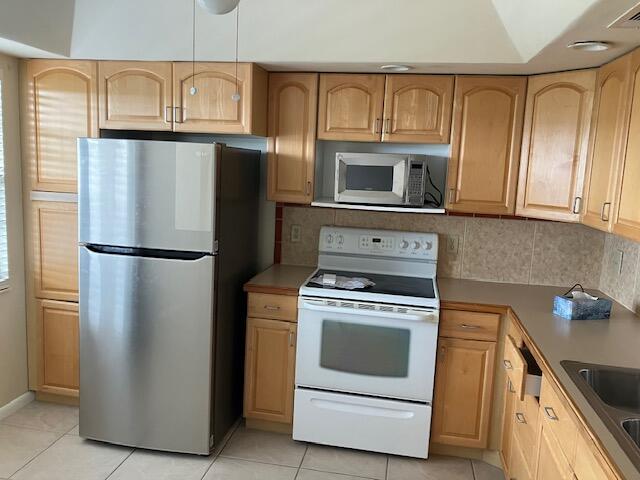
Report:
78,138,260,454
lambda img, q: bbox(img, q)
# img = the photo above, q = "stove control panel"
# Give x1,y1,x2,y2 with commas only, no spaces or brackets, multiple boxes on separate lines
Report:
319,227,438,260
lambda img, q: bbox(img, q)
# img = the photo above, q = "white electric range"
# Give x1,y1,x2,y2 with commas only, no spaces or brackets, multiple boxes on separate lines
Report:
293,226,440,459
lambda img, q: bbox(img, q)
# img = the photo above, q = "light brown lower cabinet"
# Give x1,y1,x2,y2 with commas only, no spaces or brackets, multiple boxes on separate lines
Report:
431,308,498,449
244,314,297,424
535,420,573,480
37,299,79,397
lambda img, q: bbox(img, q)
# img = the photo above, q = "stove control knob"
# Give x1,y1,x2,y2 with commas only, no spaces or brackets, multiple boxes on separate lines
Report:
413,241,421,250
400,240,410,249
424,241,433,250
326,234,334,244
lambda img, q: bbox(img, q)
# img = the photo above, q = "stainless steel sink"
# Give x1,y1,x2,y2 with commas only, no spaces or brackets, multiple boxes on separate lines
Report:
562,360,640,473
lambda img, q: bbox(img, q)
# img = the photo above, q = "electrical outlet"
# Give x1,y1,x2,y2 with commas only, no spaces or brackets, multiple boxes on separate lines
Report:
291,224,302,243
614,249,624,276
446,235,460,256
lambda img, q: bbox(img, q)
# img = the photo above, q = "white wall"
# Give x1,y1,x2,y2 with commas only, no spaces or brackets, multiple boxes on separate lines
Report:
0,53,28,408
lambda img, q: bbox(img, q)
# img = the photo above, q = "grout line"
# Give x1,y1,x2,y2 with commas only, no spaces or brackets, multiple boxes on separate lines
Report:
104,448,135,480
385,454,389,480
7,430,68,478
298,465,380,480
470,458,477,480
293,444,308,479
528,221,538,285
200,419,243,480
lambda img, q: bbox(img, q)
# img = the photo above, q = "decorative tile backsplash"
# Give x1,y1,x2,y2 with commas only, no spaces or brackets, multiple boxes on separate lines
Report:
280,205,640,313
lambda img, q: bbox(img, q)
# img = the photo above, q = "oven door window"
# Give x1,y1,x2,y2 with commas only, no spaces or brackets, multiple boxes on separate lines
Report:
320,320,410,377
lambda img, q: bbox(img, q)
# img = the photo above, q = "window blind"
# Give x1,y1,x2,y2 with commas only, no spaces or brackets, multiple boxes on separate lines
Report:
0,78,8,287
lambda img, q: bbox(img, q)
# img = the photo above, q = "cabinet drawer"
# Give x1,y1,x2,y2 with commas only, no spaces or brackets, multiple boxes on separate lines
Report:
504,335,542,400
539,376,578,464
248,293,297,322
439,309,499,341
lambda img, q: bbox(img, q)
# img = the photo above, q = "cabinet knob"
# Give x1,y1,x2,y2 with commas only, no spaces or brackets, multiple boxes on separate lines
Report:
374,118,382,134
601,202,611,222
165,106,173,123
515,412,527,424
572,196,582,214
544,406,559,421
503,359,513,370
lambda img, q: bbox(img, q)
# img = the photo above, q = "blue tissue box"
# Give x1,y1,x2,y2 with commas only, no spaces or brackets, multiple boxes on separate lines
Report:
553,294,612,320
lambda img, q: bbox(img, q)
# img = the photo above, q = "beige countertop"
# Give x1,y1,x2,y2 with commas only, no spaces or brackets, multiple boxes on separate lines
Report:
246,265,640,478
244,264,315,296
439,278,640,480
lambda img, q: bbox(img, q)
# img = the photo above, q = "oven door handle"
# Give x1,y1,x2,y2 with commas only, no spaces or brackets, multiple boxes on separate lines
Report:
299,299,438,323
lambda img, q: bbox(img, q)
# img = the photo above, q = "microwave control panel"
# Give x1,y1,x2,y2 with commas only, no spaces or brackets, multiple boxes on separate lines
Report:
319,227,438,260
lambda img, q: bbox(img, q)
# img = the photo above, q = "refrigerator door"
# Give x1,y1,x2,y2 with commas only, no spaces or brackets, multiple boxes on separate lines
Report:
79,138,217,253
79,246,215,454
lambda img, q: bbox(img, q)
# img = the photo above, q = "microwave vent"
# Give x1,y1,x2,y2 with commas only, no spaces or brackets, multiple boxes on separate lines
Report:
609,3,640,28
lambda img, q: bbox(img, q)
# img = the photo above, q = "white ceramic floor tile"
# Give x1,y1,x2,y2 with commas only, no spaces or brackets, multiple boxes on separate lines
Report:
471,459,503,480
65,425,80,436
296,469,372,480
301,445,387,479
221,427,306,467
108,449,214,480
203,457,297,480
387,454,473,480
11,435,132,480
1,402,78,434
0,425,61,478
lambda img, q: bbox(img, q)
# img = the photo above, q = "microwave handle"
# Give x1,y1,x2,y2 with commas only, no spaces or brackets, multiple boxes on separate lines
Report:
299,299,438,323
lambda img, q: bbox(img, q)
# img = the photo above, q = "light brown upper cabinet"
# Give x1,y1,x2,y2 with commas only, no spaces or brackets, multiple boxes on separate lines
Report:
318,74,386,142
317,73,454,143
173,62,267,135
447,76,527,215
381,75,454,143
98,61,173,131
267,73,318,204
32,201,79,302
516,70,596,222
582,54,632,232
22,60,98,193
613,49,640,242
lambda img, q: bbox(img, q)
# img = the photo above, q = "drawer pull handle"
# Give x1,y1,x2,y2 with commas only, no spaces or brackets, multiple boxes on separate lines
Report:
515,412,527,424
544,407,559,421
264,305,281,311
507,379,515,393
459,323,481,329
503,359,513,370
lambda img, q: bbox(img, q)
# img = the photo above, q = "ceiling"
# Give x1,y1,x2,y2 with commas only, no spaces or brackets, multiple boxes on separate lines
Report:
0,0,639,74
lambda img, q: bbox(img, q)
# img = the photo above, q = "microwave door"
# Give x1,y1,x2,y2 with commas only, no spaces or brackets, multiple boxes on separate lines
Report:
334,154,407,205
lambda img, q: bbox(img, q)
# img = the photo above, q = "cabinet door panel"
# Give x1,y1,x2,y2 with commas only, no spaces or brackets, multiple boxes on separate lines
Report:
173,62,266,135
267,73,318,204
244,317,296,424
501,378,516,474
317,74,385,142
382,75,454,143
535,422,573,480
431,337,496,448
32,201,78,302
447,76,527,214
38,299,79,396
582,54,632,231
24,60,98,192
517,70,596,221
613,50,640,241
99,61,172,131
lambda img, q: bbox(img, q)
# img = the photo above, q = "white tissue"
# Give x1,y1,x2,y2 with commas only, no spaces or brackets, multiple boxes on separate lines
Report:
310,274,375,290
569,291,599,301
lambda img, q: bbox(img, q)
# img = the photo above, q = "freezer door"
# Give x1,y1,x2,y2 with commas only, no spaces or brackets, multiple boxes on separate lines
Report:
78,138,217,252
79,246,215,454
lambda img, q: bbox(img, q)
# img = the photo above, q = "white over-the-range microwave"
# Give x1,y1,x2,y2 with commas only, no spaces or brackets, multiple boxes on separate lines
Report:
334,152,442,207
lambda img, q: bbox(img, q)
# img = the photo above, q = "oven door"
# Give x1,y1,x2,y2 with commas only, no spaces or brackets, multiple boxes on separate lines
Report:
296,297,439,402
334,153,408,205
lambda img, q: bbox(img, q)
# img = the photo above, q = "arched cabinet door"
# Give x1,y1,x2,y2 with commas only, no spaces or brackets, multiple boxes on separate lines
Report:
382,74,454,144
317,74,385,142
173,62,267,135
582,54,632,232
98,61,173,131
23,60,98,193
267,73,318,204
447,76,527,215
516,70,596,222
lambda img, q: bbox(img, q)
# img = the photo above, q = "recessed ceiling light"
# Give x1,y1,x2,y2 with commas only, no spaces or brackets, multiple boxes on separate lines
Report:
380,65,412,72
567,41,611,52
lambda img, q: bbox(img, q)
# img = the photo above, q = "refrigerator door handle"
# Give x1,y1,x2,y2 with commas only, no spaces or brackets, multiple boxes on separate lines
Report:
83,244,210,261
